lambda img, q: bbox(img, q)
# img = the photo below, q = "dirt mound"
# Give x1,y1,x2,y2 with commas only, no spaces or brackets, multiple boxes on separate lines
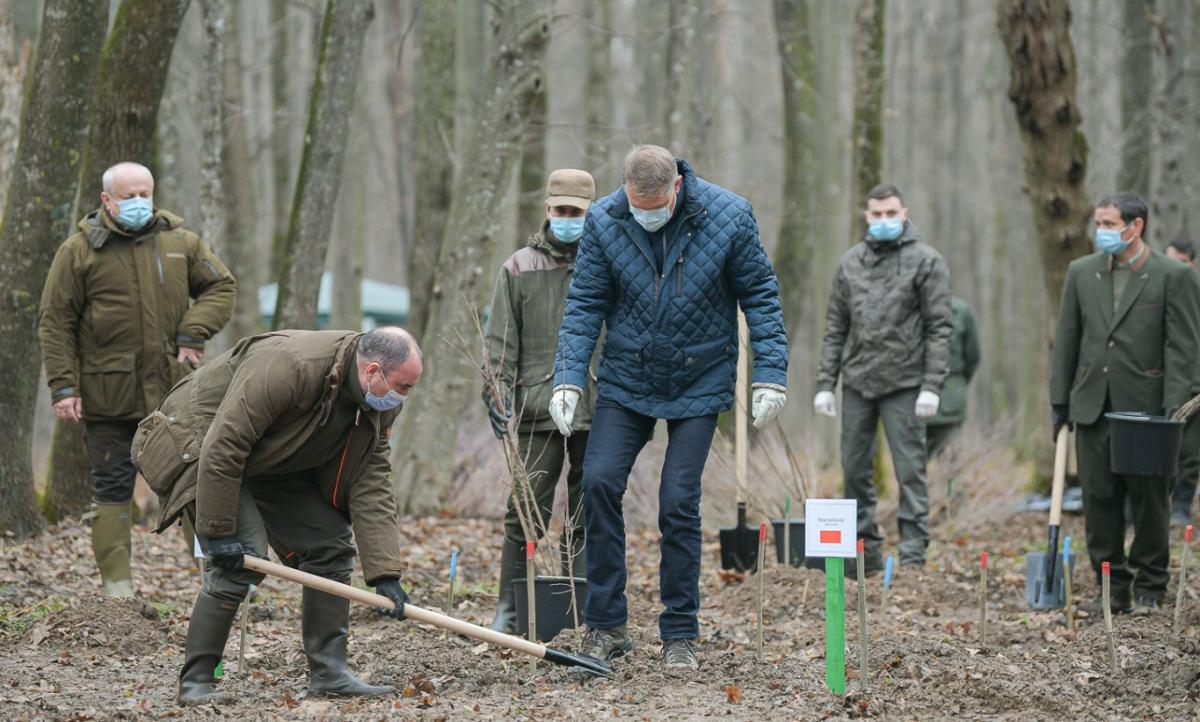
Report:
4,597,170,657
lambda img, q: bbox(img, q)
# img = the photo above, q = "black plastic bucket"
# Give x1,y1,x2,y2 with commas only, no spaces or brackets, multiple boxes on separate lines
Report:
513,576,587,642
770,519,805,567
1105,411,1184,477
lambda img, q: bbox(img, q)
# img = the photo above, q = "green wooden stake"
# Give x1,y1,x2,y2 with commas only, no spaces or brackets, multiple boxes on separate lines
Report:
783,497,791,568
1174,525,1192,639
856,540,868,693
756,523,766,657
825,557,846,695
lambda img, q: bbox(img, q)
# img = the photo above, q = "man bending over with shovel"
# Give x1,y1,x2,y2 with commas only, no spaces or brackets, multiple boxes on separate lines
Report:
552,145,788,672
132,327,422,704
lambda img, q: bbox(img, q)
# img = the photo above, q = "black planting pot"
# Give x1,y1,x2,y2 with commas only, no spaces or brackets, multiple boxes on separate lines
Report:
770,519,806,567
512,575,588,643
719,501,760,572
1105,411,1185,477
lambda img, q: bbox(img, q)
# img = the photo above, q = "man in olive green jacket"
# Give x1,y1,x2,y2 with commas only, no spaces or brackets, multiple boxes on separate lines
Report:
926,296,982,457
1050,193,1200,614
133,327,421,704
38,162,235,598
482,169,599,633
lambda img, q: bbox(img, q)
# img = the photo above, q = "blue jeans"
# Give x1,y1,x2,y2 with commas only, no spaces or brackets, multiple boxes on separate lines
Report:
582,399,718,640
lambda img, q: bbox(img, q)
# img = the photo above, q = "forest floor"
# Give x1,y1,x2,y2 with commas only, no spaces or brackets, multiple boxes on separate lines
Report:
1,506,1199,721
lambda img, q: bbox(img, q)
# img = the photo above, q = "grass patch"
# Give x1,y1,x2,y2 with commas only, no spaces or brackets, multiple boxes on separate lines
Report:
0,595,69,637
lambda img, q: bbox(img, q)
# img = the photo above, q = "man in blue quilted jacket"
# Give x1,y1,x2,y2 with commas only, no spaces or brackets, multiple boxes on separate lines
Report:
550,145,789,672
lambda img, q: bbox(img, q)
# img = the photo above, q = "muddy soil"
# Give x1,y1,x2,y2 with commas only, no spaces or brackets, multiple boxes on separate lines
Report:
1,512,1198,721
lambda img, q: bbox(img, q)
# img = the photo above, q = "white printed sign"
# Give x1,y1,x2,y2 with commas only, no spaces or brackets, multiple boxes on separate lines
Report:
805,499,858,558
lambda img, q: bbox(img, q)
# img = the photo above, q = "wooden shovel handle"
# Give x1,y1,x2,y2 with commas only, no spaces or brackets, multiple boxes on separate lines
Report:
241,555,548,659
1049,426,1070,526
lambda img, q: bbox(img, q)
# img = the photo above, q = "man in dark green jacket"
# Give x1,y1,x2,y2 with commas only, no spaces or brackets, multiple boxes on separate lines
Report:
38,162,236,598
1050,193,1200,614
815,183,952,570
483,169,598,633
133,327,421,703
1165,238,1200,525
926,297,982,457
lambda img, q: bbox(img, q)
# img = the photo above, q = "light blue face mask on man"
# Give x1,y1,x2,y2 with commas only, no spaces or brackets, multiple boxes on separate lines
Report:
868,217,904,242
365,369,405,412
1095,225,1131,255
549,216,585,243
117,196,154,231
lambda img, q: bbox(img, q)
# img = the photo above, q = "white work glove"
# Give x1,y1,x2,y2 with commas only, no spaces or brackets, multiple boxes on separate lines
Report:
915,390,940,418
751,388,786,429
548,388,581,437
813,391,837,418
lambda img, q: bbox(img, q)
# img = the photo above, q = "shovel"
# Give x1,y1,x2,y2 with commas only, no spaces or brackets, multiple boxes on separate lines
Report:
1025,427,1075,609
241,556,612,678
719,311,759,572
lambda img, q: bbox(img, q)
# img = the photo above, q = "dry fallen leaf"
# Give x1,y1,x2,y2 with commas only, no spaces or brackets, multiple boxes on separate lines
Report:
724,684,742,704
281,690,298,709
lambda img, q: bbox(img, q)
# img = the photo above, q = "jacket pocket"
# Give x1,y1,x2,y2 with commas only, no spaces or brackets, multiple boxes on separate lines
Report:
516,368,554,423
131,410,200,495
80,352,138,418
679,337,735,396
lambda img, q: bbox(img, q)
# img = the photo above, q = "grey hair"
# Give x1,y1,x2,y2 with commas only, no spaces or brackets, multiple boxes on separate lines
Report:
102,162,153,194
358,326,420,371
622,145,677,197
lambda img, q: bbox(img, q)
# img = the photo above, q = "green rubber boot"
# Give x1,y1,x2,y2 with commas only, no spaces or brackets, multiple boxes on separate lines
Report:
91,501,134,598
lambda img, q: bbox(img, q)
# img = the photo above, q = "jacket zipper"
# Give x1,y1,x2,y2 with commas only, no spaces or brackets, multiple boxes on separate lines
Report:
330,409,362,508
675,255,684,295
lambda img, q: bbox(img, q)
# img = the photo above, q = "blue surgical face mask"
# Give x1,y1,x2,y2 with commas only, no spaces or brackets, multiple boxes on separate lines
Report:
549,216,586,243
631,203,670,233
868,218,904,242
117,196,154,231
1096,225,1131,255
365,369,405,412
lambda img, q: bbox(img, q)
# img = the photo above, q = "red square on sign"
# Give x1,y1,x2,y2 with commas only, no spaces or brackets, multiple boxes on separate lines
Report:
819,530,841,544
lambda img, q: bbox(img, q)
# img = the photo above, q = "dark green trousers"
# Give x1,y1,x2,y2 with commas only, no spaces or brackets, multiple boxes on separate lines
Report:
1076,417,1171,601
1172,414,1200,519
841,387,929,565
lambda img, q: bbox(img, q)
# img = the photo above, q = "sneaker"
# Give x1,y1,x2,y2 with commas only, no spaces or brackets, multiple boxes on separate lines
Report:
577,626,633,664
1131,596,1161,616
662,638,698,671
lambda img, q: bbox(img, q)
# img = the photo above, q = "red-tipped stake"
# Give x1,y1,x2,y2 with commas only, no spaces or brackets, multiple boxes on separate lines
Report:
856,538,869,693
1102,561,1117,673
980,552,988,645
757,523,767,657
1175,525,1193,638
526,540,537,674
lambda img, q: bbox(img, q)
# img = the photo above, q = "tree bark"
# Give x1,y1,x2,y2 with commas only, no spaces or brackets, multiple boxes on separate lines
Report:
664,0,715,164
772,0,819,335
583,0,612,179
219,0,262,344
331,122,365,330
997,0,1091,310
517,80,546,248
1149,1,1195,244
391,0,551,514
407,0,457,340
848,0,885,242
197,0,226,257
45,0,192,522
1117,0,1153,197
0,0,108,537
272,0,375,330
269,0,291,278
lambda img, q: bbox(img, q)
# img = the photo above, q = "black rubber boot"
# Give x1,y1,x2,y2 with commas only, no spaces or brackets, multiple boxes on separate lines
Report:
490,539,524,633
302,586,392,697
177,592,238,706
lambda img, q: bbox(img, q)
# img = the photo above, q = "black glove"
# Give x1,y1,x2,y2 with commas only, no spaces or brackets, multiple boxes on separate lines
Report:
207,536,245,571
487,398,511,439
374,578,408,619
1050,404,1072,440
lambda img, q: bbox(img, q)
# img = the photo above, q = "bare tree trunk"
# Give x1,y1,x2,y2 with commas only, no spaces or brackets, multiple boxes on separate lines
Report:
331,121,365,330
997,0,1091,309
1149,1,1195,244
391,0,551,514
664,0,715,165
517,82,546,246
269,0,291,279
220,0,262,343
407,0,457,340
772,0,819,335
197,0,226,256
272,0,375,330
848,0,885,242
583,0,612,182
0,0,108,537
45,0,192,522
1117,0,1153,196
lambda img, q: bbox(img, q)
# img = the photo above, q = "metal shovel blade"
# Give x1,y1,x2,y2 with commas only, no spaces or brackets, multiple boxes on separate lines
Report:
542,647,614,678
719,502,759,572
1025,548,1077,609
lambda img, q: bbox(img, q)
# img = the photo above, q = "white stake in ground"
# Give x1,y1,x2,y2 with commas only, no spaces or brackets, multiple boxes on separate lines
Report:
1102,561,1117,674
1174,524,1193,639
526,540,537,674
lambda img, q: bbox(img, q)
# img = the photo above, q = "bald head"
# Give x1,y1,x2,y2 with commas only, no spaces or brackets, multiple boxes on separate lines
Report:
356,326,423,402
100,162,155,225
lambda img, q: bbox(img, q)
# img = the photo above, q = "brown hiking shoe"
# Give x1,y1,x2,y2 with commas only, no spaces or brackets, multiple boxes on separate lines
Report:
662,638,699,671
571,626,633,677
1131,596,1161,617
